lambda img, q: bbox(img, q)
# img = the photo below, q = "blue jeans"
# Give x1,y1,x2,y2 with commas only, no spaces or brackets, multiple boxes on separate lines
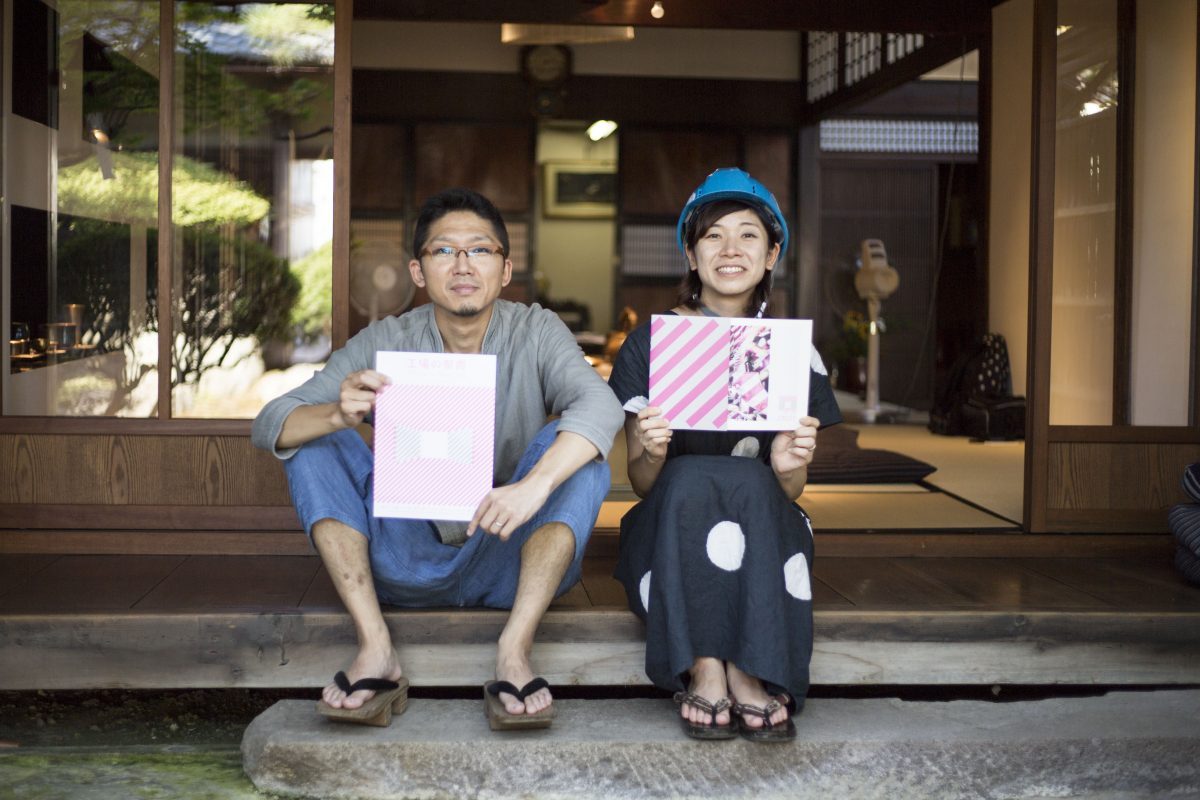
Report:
284,420,609,609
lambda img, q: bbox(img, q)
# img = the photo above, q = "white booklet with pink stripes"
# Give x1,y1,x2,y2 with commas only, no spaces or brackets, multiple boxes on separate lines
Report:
372,351,496,520
648,314,812,431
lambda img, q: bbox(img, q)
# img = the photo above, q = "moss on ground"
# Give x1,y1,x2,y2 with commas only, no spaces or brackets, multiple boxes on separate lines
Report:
0,752,274,799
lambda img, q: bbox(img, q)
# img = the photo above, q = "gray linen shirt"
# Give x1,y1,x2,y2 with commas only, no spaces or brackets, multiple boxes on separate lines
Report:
251,300,623,491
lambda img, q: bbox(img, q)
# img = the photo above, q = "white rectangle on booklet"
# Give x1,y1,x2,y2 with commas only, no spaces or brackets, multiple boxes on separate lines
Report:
648,314,812,431
372,351,496,520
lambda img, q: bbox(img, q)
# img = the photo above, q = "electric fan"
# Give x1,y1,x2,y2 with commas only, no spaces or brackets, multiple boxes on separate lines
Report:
350,238,414,322
854,239,900,423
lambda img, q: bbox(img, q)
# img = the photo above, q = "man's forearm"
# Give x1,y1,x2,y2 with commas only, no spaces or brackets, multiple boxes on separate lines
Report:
518,430,602,496
276,402,347,450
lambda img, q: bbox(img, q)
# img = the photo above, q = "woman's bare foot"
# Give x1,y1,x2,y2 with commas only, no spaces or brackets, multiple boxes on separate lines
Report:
681,657,731,728
725,662,788,728
321,645,403,709
495,645,552,715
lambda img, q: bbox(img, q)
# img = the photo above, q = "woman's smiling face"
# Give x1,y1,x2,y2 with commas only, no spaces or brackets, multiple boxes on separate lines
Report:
687,208,780,304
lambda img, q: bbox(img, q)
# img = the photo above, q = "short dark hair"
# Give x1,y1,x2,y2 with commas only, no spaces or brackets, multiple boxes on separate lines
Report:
411,188,509,258
676,199,780,316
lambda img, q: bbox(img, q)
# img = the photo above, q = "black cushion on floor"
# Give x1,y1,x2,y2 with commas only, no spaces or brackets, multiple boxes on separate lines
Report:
1183,463,1200,504
808,425,938,485
1169,503,1200,557
1174,545,1200,586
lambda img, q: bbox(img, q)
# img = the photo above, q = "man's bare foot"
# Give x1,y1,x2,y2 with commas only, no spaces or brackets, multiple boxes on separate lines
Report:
494,646,551,716
321,646,403,709
681,657,731,728
725,662,788,728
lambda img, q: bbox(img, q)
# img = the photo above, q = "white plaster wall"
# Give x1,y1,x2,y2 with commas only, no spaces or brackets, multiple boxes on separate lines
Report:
1130,0,1196,425
353,21,799,80
988,0,1033,396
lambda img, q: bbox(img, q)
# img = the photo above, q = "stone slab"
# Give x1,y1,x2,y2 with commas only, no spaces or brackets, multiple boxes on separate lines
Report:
243,691,1200,799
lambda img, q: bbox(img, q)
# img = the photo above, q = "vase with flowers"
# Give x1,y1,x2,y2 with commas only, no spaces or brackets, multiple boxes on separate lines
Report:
828,309,869,394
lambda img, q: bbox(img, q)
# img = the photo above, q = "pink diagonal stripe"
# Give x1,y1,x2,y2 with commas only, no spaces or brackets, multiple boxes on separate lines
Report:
651,316,666,336
685,360,736,426
651,320,719,385
653,330,729,405
712,410,728,428
663,356,728,422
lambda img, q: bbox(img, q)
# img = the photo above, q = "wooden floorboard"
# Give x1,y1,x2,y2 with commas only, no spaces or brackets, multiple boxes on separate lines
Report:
0,554,185,613
893,558,1111,610
0,554,59,601
813,558,980,609
1021,558,1200,611
133,555,321,611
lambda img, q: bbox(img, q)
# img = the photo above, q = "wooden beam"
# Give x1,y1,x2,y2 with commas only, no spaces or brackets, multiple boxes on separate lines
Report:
3,608,1196,689
802,34,982,123
333,0,352,350
157,0,174,419
1112,0,1136,424
1025,0,1057,533
351,0,992,35
0,504,300,530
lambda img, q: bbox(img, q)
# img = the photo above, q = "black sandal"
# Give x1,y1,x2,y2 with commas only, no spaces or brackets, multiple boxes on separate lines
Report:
316,671,409,727
673,691,737,740
483,678,556,730
730,695,796,742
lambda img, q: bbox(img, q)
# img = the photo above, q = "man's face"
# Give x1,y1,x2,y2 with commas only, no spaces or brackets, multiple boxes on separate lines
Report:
409,211,512,319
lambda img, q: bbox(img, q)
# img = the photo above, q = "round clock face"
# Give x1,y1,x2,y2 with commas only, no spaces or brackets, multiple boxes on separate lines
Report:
524,45,569,85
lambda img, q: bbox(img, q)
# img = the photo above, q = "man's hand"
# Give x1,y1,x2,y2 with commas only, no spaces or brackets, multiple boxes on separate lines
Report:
634,405,672,464
467,473,553,540
770,416,820,476
335,369,390,430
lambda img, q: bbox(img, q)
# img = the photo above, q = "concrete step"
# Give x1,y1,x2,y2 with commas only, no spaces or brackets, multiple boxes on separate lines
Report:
242,690,1200,799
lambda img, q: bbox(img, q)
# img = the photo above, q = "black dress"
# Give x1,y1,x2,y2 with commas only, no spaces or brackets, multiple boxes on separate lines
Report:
607,315,842,705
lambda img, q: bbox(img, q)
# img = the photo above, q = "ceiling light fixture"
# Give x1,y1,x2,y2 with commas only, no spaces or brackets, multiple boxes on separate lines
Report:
586,120,618,141
501,23,634,45
650,1,665,19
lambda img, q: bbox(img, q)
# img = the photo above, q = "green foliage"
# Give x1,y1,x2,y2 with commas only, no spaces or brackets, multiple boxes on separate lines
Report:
172,228,300,386
58,151,271,228
828,309,869,363
288,240,333,342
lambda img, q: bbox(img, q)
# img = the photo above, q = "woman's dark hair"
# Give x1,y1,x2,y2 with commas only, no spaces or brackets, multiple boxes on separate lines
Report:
676,199,780,316
411,188,509,258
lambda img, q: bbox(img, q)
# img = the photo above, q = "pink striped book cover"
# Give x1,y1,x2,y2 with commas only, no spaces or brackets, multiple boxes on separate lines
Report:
648,315,812,431
372,351,496,520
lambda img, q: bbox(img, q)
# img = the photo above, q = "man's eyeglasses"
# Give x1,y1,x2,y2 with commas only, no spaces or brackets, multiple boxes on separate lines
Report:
420,245,506,266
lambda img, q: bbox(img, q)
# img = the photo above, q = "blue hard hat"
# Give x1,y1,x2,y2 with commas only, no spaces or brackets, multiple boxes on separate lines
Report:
676,167,788,256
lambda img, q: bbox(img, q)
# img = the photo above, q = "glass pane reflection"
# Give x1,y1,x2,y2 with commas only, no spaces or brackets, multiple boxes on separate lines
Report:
1049,0,1119,425
6,1,161,416
170,3,334,418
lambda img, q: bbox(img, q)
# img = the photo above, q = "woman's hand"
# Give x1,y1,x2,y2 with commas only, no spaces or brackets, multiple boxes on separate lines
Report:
635,406,673,464
770,416,820,477
335,369,390,430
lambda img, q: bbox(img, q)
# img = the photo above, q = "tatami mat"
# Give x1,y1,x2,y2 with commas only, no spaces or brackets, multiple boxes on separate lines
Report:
602,395,1024,531
850,423,1024,524
599,488,1012,532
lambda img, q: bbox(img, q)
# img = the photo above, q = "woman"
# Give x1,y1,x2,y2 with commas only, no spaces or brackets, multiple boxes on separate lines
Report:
608,168,841,742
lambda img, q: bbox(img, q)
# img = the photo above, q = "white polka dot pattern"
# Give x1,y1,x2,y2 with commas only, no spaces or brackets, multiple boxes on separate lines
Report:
639,571,652,612
783,553,812,600
811,348,828,375
706,521,746,571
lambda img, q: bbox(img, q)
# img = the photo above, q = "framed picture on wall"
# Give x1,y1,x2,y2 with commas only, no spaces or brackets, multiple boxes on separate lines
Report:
542,160,617,219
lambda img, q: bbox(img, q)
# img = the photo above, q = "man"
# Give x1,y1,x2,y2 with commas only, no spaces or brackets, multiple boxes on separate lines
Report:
251,188,623,728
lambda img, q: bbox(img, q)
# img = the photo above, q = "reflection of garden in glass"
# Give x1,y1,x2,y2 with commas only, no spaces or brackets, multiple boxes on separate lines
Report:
4,1,163,416
171,3,335,418
5,2,334,418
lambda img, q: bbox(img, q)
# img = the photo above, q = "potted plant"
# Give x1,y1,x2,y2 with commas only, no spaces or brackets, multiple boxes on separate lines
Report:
828,309,869,394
